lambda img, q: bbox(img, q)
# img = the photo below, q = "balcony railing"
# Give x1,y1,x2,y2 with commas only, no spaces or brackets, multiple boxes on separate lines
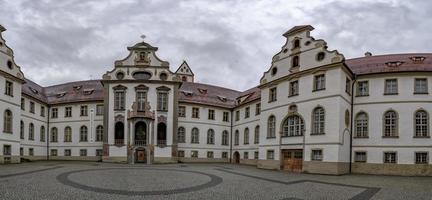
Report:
134,140,147,146
157,140,167,146
114,139,124,146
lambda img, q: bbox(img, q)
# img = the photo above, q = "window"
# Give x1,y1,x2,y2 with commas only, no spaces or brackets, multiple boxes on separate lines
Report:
50,149,57,156
157,92,168,111
311,107,325,135
267,116,276,138
254,151,259,159
414,110,429,137
282,115,304,137
235,110,240,121
415,152,428,164
316,52,325,61
178,150,185,157
5,80,13,96
3,110,12,133
234,130,239,145
28,123,34,140
355,112,368,138
177,127,185,143
289,80,299,96
192,107,199,118
51,108,58,118
255,103,261,115
292,56,299,68
40,126,45,142
314,74,326,91
136,91,147,111
29,148,34,156
3,145,11,156
96,125,103,142
222,131,229,145
414,78,428,94
20,121,24,139
354,152,367,162
80,126,88,142
244,152,249,159
311,149,323,161
114,90,125,110
207,151,214,158
383,111,398,137
271,67,277,76
208,109,215,120
293,39,300,49
21,98,25,110
207,129,215,144
254,126,260,144
384,79,398,95
30,102,35,113
245,107,250,118
267,150,274,160
269,87,277,102
51,127,58,142
223,112,229,122
96,149,103,156
178,106,186,117
64,149,71,156
191,150,198,158
65,107,72,118
80,149,87,156
222,152,228,159
80,105,88,116
191,128,199,144
244,128,249,144
40,106,45,117
383,152,397,163
346,78,351,95
357,81,369,96
96,105,104,116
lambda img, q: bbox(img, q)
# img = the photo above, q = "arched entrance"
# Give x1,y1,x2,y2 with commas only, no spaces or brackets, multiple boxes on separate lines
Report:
135,121,147,146
233,151,240,164
157,123,167,145
114,122,124,145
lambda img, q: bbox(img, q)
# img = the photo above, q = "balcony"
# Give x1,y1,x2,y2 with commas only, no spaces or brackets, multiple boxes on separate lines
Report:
134,140,147,146
114,139,124,146
128,101,155,120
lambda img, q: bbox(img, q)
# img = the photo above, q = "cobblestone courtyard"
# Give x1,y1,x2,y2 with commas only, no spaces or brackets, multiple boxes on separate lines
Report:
0,161,431,200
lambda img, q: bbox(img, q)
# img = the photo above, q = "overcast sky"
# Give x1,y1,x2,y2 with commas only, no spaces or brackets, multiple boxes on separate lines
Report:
1,0,431,91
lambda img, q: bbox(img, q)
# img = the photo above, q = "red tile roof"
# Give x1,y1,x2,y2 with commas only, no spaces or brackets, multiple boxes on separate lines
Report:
179,82,241,108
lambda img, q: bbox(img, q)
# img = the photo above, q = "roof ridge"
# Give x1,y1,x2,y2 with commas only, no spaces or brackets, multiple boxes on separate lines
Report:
347,53,432,61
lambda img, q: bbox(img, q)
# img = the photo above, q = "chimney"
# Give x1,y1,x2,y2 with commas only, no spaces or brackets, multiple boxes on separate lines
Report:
364,52,372,57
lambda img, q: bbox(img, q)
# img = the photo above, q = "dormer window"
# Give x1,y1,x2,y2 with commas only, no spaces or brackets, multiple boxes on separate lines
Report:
29,87,39,94
181,91,193,97
56,92,66,98
217,95,227,102
197,88,207,94
410,56,426,64
73,85,82,91
385,61,404,67
293,39,300,49
83,89,94,95
292,56,299,68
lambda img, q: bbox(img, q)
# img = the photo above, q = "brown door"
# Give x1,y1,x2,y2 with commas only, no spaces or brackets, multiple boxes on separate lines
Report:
282,149,303,172
233,152,240,164
137,150,146,163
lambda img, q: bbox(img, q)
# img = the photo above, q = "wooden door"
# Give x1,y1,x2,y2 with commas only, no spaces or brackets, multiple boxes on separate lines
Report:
282,149,303,172
137,150,146,163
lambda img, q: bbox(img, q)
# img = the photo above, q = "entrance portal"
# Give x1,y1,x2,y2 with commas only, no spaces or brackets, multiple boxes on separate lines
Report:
233,151,240,164
135,121,147,146
281,149,303,172
136,149,147,163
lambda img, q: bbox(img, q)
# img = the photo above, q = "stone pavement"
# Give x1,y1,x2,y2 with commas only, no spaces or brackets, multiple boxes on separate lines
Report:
0,161,431,200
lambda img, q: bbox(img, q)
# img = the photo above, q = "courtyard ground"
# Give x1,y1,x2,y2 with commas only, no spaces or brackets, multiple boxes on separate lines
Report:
0,161,431,200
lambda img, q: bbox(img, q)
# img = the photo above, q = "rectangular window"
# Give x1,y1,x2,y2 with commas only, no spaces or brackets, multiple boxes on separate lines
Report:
289,80,299,96
40,106,45,117
267,150,274,160
20,148,23,156
136,91,147,111
80,149,87,156
64,149,71,156
21,98,25,110
254,151,259,159
354,152,367,163
244,152,249,159
311,149,323,161
191,150,198,158
192,107,199,118
207,151,214,158
356,81,369,96
384,79,398,95
157,92,168,111
114,91,125,110
346,78,351,95
3,145,11,156
223,112,229,122
245,107,250,118
51,108,58,118
96,149,103,156
414,78,428,94
269,87,277,102
208,109,215,120
80,105,88,116
222,152,228,159
178,106,186,117
50,149,57,156
96,105,104,116
314,74,326,91
30,102,35,113
65,107,72,117
383,152,397,163
235,110,240,121
29,148,34,156
415,152,428,164
178,150,185,157
5,80,13,96
255,103,261,115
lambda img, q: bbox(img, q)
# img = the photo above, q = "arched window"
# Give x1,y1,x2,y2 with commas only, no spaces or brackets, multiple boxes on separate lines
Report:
51,127,58,142
355,112,368,138
267,116,276,138
64,126,72,142
311,107,325,135
96,125,103,142
28,123,34,140
20,120,24,139
3,110,12,133
415,110,429,137
177,127,185,143
292,56,299,68
234,130,239,145
40,126,45,142
244,128,249,144
207,129,215,144
191,128,199,144
222,130,229,145
114,122,124,145
254,125,260,144
182,76,187,82
282,115,304,137
80,126,88,142
383,110,398,137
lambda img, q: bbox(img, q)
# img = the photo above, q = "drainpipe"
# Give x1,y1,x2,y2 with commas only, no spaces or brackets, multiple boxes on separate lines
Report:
229,110,233,163
349,75,357,173
46,106,50,161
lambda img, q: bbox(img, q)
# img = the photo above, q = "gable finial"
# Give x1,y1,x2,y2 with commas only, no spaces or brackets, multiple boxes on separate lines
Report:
140,34,146,41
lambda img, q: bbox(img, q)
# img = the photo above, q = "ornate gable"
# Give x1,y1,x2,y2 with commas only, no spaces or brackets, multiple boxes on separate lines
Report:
175,60,194,82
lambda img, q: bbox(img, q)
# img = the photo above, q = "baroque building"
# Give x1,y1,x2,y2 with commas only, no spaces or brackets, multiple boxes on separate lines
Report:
0,24,431,176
